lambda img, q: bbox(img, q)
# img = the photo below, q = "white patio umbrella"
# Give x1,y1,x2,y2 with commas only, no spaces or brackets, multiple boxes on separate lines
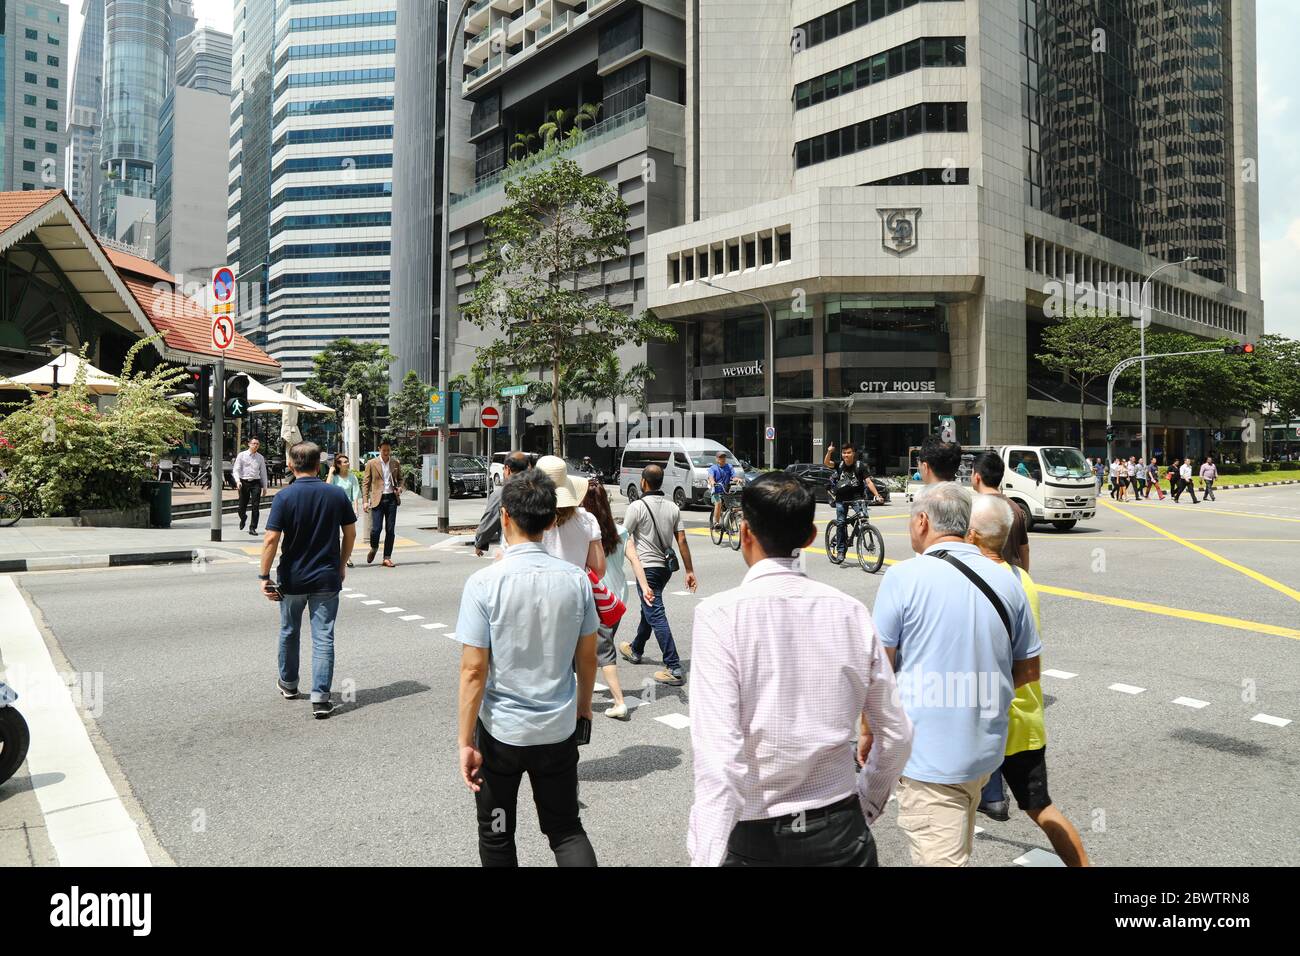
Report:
247,382,333,414
280,400,302,447
1,351,120,395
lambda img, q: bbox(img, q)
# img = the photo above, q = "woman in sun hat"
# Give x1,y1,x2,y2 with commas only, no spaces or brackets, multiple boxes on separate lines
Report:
536,455,605,579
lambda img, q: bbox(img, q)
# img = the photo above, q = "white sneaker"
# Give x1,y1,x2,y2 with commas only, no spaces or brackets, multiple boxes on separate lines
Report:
604,702,628,719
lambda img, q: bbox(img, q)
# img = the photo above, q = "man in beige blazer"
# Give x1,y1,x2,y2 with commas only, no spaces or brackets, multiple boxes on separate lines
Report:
362,440,403,566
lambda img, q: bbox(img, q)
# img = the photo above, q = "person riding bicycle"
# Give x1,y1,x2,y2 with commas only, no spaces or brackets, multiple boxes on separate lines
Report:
708,451,741,530
823,442,884,556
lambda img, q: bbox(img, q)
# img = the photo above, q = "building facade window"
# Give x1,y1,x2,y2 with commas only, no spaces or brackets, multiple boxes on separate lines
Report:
794,37,965,110
793,0,963,53
796,103,967,169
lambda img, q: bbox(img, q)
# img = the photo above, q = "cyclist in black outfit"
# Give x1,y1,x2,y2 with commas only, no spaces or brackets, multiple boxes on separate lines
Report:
823,442,884,556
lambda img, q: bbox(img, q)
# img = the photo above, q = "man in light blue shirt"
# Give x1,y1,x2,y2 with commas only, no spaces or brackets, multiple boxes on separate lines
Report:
872,482,1041,866
456,470,600,867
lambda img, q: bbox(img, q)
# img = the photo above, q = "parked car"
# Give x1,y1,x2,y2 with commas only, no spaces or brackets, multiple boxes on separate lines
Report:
786,462,892,504
448,454,490,498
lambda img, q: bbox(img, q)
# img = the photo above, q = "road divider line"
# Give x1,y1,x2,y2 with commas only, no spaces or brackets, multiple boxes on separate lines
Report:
1102,500,1300,605
1120,500,1300,524
0,577,151,866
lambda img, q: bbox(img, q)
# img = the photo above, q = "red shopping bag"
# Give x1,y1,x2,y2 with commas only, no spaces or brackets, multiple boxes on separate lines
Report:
588,570,627,627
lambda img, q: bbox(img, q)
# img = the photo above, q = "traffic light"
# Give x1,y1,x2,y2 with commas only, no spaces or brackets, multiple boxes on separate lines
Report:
183,365,210,420
1106,427,1115,442
1223,343,1256,355
225,373,249,418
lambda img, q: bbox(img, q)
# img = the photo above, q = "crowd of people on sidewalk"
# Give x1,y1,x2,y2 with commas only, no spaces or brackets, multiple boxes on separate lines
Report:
1088,455,1219,503
255,434,1093,867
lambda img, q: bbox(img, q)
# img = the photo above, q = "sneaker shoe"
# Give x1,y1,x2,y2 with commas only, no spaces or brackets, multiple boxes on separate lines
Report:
312,701,334,719
654,669,684,686
618,641,642,665
604,702,628,719
277,679,297,700
977,799,1010,822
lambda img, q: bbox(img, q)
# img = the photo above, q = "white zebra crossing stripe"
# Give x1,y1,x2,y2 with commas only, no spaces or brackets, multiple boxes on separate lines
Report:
344,593,366,599
379,607,405,614
1171,696,1210,709
361,600,382,606
655,713,690,729
1109,683,1145,695
1042,669,1077,680
422,622,446,630
1251,713,1292,728
1013,848,1065,867
400,615,423,621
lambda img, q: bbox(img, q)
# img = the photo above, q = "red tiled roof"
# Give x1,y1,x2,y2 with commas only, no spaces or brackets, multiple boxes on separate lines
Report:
0,189,61,233
104,246,175,284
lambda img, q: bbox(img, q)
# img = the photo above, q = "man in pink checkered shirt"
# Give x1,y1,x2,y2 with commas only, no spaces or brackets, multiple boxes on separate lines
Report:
687,473,913,866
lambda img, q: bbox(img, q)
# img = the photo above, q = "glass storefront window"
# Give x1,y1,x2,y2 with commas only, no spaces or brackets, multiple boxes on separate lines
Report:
696,313,764,366
774,307,812,358
824,296,949,352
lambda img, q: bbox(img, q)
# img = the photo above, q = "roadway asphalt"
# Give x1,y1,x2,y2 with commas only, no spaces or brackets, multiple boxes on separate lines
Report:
2,486,1297,867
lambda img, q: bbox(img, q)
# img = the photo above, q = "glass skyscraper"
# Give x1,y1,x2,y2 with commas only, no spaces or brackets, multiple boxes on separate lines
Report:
67,0,104,219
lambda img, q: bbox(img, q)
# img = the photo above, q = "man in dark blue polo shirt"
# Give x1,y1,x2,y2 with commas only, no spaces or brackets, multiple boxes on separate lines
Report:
260,441,357,719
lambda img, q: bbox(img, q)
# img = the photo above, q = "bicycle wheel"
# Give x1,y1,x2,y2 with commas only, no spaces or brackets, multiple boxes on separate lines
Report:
0,491,23,528
710,516,726,547
824,519,845,565
855,521,885,574
728,508,743,551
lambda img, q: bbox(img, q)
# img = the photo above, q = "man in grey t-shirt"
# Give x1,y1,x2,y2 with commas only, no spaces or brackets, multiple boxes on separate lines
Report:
619,464,697,686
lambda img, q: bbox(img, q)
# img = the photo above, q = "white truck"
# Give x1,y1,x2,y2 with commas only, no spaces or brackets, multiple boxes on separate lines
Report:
905,444,1097,530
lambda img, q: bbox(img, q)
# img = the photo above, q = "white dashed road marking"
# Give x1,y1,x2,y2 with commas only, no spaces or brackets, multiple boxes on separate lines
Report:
1171,696,1210,709
379,607,405,614
1042,669,1077,680
399,614,423,621
361,600,382,606
655,713,690,730
1251,713,1292,728
422,622,447,630
344,593,366,599
1014,848,1066,867
1109,683,1146,695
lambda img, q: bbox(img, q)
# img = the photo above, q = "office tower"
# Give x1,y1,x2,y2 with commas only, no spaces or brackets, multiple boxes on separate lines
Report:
66,0,103,218
3,0,70,193
175,23,230,95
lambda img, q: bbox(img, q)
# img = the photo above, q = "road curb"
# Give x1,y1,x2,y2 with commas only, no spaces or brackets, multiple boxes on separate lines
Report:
1218,479,1300,490
0,549,203,574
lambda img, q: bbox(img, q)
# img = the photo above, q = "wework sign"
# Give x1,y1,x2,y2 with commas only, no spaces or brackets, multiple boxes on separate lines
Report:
721,361,764,378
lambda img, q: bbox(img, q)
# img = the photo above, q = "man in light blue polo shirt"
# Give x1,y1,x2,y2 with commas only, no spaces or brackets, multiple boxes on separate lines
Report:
455,469,600,867
872,482,1041,866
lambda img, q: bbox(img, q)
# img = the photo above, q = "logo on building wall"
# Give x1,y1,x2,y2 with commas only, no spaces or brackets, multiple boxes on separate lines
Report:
720,361,764,378
877,208,921,255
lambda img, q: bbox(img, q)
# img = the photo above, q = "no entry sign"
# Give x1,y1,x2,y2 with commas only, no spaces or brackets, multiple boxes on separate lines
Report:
481,406,500,428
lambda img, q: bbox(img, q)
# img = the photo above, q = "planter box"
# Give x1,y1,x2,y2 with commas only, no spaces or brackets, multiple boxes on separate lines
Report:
78,505,151,528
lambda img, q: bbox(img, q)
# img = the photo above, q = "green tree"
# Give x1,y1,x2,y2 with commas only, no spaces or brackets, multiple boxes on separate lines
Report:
1035,310,1140,450
301,338,394,450
577,354,655,420
461,155,675,454
1254,333,1300,456
0,339,194,516
1138,331,1269,430
384,370,431,489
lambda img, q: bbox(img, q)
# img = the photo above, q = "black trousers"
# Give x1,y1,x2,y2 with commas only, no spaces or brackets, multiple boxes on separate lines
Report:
370,493,398,558
238,481,263,529
723,795,878,867
473,720,597,868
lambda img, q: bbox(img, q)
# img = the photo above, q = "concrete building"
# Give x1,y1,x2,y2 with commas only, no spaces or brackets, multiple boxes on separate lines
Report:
444,0,688,449
156,84,231,279
642,0,1264,468
175,25,231,96
66,0,103,220
3,0,70,193
388,0,445,391
227,0,278,351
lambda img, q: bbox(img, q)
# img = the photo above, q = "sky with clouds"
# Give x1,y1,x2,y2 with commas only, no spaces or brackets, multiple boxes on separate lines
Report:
63,1,1299,339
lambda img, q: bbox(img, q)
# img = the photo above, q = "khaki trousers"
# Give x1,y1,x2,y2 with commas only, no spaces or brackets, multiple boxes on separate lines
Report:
896,774,991,867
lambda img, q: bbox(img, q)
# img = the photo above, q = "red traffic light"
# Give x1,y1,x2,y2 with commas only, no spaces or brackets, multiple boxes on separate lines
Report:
1223,343,1256,355
1243,342,1255,354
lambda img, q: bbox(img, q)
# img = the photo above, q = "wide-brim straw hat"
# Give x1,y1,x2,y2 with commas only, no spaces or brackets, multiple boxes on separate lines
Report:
535,455,590,508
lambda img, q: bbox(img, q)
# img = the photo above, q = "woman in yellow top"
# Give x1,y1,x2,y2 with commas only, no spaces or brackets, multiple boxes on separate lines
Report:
968,493,1089,866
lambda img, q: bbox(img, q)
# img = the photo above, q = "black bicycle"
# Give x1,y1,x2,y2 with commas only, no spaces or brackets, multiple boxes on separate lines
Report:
710,490,744,551
0,473,29,528
825,498,885,573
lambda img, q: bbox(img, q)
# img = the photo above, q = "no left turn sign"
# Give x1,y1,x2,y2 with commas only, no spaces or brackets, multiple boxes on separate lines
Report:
212,314,235,352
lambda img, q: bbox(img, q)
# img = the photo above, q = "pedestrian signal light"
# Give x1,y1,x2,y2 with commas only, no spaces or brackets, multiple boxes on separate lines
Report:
226,373,249,401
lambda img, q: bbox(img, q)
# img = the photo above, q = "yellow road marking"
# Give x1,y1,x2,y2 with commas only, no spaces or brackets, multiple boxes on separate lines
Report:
1101,501,1300,604
1119,500,1300,525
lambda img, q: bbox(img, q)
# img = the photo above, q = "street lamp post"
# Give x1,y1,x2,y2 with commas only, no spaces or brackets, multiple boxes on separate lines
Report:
1138,256,1197,464
437,0,473,532
44,330,69,392
699,279,775,469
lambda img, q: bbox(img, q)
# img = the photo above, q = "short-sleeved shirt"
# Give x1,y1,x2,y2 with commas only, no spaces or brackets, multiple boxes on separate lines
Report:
603,524,631,598
1109,461,1121,477
542,508,601,569
1004,564,1046,755
624,493,684,570
265,477,357,594
831,460,871,501
707,462,734,495
995,493,1029,568
455,542,600,746
872,542,1041,784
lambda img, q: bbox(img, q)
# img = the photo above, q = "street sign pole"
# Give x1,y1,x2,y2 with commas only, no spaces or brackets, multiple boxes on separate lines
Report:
510,396,518,450
211,355,225,542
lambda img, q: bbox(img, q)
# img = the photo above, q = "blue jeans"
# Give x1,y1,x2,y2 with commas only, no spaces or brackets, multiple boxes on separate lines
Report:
632,565,682,675
834,500,867,553
279,591,339,702
370,493,398,558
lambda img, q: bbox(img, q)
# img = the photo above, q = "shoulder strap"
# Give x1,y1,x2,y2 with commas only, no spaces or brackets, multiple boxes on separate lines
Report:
928,550,1012,641
641,497,673,554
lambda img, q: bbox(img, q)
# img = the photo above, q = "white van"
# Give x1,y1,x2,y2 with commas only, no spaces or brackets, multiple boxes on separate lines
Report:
905,444,1097,530
619,438,742,508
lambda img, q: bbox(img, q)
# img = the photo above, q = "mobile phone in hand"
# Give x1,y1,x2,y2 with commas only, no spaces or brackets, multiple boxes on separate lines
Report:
575,716,592,746
264,581,282,601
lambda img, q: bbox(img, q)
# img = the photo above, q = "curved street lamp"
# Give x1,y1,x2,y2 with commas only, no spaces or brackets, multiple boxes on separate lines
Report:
1138,256,1197,462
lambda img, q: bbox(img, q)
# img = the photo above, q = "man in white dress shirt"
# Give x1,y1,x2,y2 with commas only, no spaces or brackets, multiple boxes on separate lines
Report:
232,437,270,535
687,472,913,867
